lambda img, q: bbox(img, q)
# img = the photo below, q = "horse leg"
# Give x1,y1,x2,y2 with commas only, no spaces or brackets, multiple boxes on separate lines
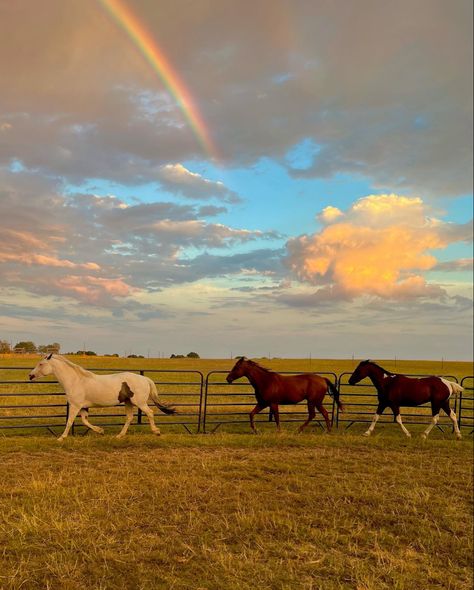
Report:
393,407,411,438
270,403,281,432
137,403,160,435
441,399,462,440
421,403,440,440
316,403,332,432
116,401,134,438
298,402,316,433
58,404,81,441
364,403,386,436
79,409,104,435
249,403,266,434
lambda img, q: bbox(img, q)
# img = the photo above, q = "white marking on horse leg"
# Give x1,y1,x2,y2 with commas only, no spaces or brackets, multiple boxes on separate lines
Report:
80,409,104,434
421,414,439,439
395,414,411,437
58,405,81,441
116,403,134,438
363,413,380,436
139,403,160,435
449,410,462,439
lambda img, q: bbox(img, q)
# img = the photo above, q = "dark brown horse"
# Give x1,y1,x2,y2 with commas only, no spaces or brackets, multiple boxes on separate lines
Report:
348,360,463,439
226,357,343,433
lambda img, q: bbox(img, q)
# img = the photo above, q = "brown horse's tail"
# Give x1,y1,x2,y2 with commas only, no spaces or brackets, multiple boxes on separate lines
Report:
325,378,343,411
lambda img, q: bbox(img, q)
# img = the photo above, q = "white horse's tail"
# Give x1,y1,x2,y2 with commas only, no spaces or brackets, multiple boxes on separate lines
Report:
148,379,177,415
441,378,464,400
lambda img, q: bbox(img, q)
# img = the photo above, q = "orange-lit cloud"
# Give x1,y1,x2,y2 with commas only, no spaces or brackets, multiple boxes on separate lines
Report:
54,275,135,304
287,194,472,300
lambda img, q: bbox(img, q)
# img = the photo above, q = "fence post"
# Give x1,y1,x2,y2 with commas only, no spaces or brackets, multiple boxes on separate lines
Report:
138,370,144,425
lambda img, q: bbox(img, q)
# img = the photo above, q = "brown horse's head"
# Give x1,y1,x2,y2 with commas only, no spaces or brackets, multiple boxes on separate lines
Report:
226,357,248,383
348,360,372,385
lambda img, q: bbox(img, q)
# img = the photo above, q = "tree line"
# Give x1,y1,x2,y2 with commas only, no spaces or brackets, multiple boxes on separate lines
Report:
0,341,200,359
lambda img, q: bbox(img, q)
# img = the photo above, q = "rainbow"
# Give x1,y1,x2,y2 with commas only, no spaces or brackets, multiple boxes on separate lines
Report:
99,0,218,161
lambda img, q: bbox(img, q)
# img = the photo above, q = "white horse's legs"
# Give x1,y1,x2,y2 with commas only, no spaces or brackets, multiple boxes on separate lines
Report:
116,402,134,438
449,410,462,440
363,413,380,436
395,414,411,437
58,405,81,441
138,403,161,435
421,413,439,439
80,409,104,435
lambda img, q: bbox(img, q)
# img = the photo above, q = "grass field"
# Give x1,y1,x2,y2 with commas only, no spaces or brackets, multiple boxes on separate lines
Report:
0,433,472,590
0,357,472,589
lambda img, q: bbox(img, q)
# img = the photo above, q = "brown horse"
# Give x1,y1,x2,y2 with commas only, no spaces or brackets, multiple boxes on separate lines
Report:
348,360,463,439
226,357,343,433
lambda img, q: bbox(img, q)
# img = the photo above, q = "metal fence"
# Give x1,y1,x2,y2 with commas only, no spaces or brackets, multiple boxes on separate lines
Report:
202,371,338,433
336,372,461,433
0,367,204,435
0,366,472,436
459,376,473,433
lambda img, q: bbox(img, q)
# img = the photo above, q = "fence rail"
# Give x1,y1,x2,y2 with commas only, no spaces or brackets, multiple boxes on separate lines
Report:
0,367,472,436
202,371,338,433
336,372,461,432
0,367,204,435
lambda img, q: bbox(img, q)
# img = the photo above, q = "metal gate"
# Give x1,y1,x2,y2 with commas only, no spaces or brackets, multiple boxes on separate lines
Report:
459,376,473,433
202,371,338,433
0,367,204,435
336,372,460,432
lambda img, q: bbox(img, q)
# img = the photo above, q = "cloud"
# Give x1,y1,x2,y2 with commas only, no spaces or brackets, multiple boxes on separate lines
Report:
434,258,473,272
0,0,471,195
0,170,281,311
158,164,241,202
286,194,473,301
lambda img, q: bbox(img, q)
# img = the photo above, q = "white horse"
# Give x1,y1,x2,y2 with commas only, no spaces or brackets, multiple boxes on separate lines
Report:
29,354,176,440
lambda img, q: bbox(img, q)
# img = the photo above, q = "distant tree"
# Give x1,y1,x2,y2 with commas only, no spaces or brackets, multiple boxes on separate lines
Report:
105,353,119,357
14,341,36,353
77,350,96,356
186,352,200,358
38,343,60,354
170,354,185,358
0,340,11,353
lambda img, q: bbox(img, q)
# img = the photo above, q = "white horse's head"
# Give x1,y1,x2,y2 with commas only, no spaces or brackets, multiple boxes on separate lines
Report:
29,353,55,381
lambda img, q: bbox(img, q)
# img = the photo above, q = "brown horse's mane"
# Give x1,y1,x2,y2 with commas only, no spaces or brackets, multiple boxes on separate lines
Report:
243,358,275,374
363,360,395,377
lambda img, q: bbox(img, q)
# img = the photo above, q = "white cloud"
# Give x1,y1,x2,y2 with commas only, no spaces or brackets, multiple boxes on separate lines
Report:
287,194,473,301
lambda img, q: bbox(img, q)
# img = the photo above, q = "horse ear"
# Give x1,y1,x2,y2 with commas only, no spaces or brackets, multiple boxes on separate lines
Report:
46,353,53,360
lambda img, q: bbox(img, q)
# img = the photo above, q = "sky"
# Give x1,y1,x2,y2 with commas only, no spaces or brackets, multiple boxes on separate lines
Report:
0,0,472,360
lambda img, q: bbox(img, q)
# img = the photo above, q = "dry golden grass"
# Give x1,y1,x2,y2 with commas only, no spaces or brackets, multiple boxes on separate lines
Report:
0,357,472,589
0,432,472,590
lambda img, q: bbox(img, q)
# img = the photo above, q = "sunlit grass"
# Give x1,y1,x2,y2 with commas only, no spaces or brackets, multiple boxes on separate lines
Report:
0,432,472,589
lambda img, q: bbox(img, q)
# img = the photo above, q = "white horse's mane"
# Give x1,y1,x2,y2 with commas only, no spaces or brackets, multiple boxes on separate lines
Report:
51,354,95,379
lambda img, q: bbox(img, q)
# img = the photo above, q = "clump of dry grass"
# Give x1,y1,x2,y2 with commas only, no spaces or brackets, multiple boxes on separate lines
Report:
0,432,472,590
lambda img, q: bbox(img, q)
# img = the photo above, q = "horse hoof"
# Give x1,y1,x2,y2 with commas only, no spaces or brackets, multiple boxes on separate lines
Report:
57,437,65,442
456,434,462,440
153,430,161,436
421,433,427,440
362,431,371,437
97,428,105,435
